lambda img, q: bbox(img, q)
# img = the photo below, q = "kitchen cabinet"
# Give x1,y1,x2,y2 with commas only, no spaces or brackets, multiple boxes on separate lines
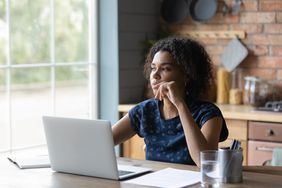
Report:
248,121,282,165
118,104,282,165
122,135,145,160
118,107,145,160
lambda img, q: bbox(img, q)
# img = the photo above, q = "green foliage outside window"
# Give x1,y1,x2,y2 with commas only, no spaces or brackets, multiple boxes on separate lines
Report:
0,0,89,85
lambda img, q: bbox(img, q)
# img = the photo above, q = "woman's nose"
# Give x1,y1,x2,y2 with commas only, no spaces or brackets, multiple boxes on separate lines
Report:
151,69,161,79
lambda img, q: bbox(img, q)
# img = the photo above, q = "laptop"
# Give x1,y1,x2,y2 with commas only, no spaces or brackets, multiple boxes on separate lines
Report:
42,116,151,180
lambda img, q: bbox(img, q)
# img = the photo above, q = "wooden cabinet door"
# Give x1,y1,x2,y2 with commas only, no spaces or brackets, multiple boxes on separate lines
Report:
122,135,145,160
225,119,248,140
248,121,282,165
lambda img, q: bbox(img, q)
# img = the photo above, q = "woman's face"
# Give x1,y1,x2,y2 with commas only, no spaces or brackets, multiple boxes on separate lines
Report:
150,51,185,95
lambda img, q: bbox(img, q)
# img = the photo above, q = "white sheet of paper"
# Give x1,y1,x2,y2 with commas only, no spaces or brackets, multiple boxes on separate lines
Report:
125,167,201,188
8,154,50,169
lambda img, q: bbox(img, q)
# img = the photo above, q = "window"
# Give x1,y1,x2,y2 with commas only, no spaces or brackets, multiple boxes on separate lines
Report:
0,0,97,153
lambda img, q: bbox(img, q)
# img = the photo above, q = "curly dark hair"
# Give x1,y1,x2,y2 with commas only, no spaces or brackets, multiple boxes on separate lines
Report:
144,36,214,100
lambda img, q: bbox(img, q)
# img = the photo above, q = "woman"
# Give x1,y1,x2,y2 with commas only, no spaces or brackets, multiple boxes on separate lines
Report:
112,37,228,166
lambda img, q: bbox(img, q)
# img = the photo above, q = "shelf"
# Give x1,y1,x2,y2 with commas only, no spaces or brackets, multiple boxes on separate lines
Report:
177,30,246,39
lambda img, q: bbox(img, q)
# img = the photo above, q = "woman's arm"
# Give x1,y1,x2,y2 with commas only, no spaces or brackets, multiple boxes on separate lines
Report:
155,81,222,166
112,114,136,145
176,102,222,167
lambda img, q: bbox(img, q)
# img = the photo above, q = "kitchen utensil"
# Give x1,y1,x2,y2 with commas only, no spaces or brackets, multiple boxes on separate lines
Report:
221,37,248,72
230,139,241,150
232,0,242,15
190,0,217,22
222,0,230,16
161,0,190,24
222,0,242,16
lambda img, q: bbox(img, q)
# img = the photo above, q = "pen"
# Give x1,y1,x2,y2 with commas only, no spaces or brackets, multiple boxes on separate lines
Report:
230,139,241,150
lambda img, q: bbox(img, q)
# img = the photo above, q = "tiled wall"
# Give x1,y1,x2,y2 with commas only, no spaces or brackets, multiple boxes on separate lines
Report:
166,0,282,97
118,0,160,103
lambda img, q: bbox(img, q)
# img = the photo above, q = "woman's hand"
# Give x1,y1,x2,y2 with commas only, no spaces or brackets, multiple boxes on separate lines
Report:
154,81,185,107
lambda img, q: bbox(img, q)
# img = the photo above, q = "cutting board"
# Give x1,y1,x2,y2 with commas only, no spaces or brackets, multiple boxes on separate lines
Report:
221,38,248,72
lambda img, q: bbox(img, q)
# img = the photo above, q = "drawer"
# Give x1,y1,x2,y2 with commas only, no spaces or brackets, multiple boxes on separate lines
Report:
248,140,282,165
248,121,282,142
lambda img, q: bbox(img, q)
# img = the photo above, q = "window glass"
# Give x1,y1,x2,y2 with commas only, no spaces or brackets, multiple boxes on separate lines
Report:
55,0,88,63
10,0,50,64
0,69,9,152
55,65,89,117
11,68,51,149
0,0,6,65
0,0,96,153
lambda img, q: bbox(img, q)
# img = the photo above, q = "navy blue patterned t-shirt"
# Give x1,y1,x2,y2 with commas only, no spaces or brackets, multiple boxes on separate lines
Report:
128,98,228,165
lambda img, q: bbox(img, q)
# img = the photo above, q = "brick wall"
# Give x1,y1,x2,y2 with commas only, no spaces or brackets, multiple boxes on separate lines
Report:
165,0,282,99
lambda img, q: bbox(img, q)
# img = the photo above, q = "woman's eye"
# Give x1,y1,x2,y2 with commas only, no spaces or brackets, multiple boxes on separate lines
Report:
162,67,171,71
150,65,172,72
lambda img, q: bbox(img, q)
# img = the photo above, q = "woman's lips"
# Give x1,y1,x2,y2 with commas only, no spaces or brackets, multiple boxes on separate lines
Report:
151,81,161,90
151,80,165,90
151,84,159,90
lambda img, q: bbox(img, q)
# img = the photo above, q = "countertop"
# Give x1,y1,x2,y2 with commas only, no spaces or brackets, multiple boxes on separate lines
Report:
118,103,282,123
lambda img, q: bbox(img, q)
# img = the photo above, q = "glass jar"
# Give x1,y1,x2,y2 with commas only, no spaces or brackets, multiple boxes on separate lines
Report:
258,81,273,105
243,76,273,106
243,76,253,105
229,69,243,104
231,68,243,89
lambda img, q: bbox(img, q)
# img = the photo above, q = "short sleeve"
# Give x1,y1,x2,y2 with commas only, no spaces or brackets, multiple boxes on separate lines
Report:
191,102,228,142
127,99,158,138
128,104,142,136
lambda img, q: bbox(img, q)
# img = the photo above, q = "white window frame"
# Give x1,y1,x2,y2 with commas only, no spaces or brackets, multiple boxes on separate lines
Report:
0,0,98,153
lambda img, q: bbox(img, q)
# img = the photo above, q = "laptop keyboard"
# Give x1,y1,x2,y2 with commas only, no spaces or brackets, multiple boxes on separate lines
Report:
118,170,134,176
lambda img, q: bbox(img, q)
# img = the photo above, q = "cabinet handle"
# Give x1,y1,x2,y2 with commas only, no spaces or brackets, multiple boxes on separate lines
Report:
266,128,274,137
255,146,273,152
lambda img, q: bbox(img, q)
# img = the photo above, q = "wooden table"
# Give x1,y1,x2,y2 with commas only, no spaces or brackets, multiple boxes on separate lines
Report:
1,157,282,188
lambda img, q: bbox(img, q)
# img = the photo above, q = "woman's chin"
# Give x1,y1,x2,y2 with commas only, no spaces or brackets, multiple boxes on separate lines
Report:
152,90,157,96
